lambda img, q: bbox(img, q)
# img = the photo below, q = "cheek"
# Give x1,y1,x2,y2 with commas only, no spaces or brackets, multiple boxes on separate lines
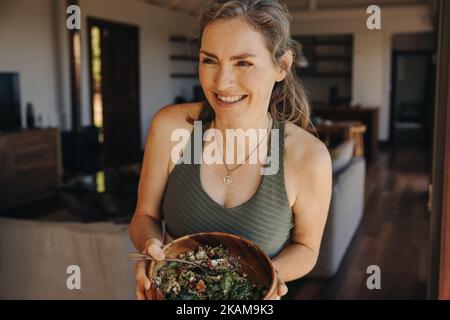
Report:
199,67,215,88
198,66,208,78
244,71,276,96
198,67,275,96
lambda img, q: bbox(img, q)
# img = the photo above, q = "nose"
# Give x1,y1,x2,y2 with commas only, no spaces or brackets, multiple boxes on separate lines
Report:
215,65,236,92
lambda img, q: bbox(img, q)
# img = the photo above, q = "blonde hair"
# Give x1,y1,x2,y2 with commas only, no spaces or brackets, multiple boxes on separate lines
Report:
191,0,311,129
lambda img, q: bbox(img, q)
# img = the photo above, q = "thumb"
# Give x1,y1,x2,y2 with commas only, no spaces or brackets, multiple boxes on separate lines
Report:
148,245,165,261
277,276,288,296
146,239,165,261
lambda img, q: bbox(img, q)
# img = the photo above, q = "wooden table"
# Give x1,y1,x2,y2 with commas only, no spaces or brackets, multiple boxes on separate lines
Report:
308,121,367,157
312,106,379,160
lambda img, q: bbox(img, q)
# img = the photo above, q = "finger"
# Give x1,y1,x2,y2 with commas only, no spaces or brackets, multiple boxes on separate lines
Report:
277,282,288,296
146,238,163,248
147,243,165,261
135,261,151,290
277,277,288,296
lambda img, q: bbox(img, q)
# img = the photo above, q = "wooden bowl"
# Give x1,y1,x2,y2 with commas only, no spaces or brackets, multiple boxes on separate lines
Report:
145,232,277,300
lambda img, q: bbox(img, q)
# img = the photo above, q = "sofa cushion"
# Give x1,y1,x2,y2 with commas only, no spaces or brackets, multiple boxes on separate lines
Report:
0,218,136,299
330,140,355,175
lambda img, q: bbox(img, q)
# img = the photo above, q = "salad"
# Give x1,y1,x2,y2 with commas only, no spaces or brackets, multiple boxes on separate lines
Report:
154,245,267,300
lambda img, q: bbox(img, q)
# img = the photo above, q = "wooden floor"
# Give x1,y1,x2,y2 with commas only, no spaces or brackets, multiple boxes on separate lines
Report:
286,132,431,299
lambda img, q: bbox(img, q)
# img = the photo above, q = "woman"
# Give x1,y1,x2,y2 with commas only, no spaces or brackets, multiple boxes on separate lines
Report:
130,0,332,300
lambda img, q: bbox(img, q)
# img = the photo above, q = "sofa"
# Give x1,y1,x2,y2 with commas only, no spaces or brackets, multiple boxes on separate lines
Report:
0,218,136,299
307,154,366,278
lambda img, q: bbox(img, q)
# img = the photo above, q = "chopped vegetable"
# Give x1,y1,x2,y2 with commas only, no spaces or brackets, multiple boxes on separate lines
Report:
154,245,267,300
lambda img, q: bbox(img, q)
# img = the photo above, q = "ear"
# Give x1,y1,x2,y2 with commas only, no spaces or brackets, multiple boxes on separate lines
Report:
275,50,294,82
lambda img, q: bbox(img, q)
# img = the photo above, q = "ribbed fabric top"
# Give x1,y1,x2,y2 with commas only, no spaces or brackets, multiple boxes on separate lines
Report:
161,119,294,258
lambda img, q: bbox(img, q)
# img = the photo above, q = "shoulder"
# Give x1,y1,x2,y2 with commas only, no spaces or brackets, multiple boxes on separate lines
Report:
143,102,203,172
144,102,202,153
150,102,202,132
284,122,331,165
284,122,332,183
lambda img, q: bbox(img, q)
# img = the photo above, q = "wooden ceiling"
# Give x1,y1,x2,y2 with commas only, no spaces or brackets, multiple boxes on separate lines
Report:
138,0,431,15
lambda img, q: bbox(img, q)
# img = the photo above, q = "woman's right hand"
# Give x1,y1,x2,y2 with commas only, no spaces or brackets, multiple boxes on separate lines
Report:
135,238,166,300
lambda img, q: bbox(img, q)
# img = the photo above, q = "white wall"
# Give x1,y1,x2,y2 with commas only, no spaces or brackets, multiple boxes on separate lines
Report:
352,32,384,108
78,0,194,147
291,5,434,141
0,0,60,128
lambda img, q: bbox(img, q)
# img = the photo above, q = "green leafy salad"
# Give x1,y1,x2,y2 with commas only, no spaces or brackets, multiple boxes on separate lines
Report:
154,245,267,300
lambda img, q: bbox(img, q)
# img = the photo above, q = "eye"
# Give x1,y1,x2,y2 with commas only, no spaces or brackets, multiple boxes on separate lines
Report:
237,61,253,68
201,58,215,64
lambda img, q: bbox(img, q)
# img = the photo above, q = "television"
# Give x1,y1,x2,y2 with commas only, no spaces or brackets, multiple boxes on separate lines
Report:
0,72,22,132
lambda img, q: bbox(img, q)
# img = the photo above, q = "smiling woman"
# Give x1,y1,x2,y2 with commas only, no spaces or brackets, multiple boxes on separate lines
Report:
129,0,332,300
194,2,311,127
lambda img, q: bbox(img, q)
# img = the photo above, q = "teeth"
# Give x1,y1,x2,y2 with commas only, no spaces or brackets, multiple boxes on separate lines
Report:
217,95,245,103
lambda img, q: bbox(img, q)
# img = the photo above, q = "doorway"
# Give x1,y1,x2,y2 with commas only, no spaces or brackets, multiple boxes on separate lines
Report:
88,17,141,168
390,51,435,147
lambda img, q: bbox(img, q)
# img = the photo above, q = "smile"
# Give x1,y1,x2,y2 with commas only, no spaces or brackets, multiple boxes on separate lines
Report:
214,93,248,105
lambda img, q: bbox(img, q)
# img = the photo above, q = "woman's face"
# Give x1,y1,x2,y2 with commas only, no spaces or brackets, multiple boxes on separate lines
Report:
199,17,287,121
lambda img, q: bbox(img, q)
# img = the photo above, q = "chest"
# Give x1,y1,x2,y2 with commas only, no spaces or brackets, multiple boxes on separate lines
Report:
199,162,263,209
198,156,297,209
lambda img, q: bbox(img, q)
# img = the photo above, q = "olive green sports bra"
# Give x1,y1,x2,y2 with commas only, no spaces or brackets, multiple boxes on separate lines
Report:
161,119,294,258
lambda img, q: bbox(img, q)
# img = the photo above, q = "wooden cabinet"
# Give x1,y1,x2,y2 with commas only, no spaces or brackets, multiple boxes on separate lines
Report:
294,35,353,106
0,129,62,211
169,36,199,79
293,35,353,78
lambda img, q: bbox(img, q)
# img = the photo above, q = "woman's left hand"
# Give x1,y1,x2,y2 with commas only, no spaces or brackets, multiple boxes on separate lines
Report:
270,271,288,300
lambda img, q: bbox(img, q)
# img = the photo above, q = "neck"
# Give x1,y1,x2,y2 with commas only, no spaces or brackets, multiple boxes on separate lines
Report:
210,111,272,166
213,111,271,134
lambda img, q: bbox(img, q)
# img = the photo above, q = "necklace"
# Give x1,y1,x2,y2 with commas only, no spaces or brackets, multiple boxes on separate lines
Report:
212,114,272,185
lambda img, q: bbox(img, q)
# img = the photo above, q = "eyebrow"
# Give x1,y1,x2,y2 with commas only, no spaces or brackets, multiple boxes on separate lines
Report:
200,50,257,60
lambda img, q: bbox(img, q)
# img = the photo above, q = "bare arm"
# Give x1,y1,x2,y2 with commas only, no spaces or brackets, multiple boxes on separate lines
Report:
130,104,198,300
272,141,332,282
130,216,165,253
129,105,184,252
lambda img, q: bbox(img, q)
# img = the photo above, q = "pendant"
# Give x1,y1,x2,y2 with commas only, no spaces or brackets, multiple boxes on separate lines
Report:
223,172,232,184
